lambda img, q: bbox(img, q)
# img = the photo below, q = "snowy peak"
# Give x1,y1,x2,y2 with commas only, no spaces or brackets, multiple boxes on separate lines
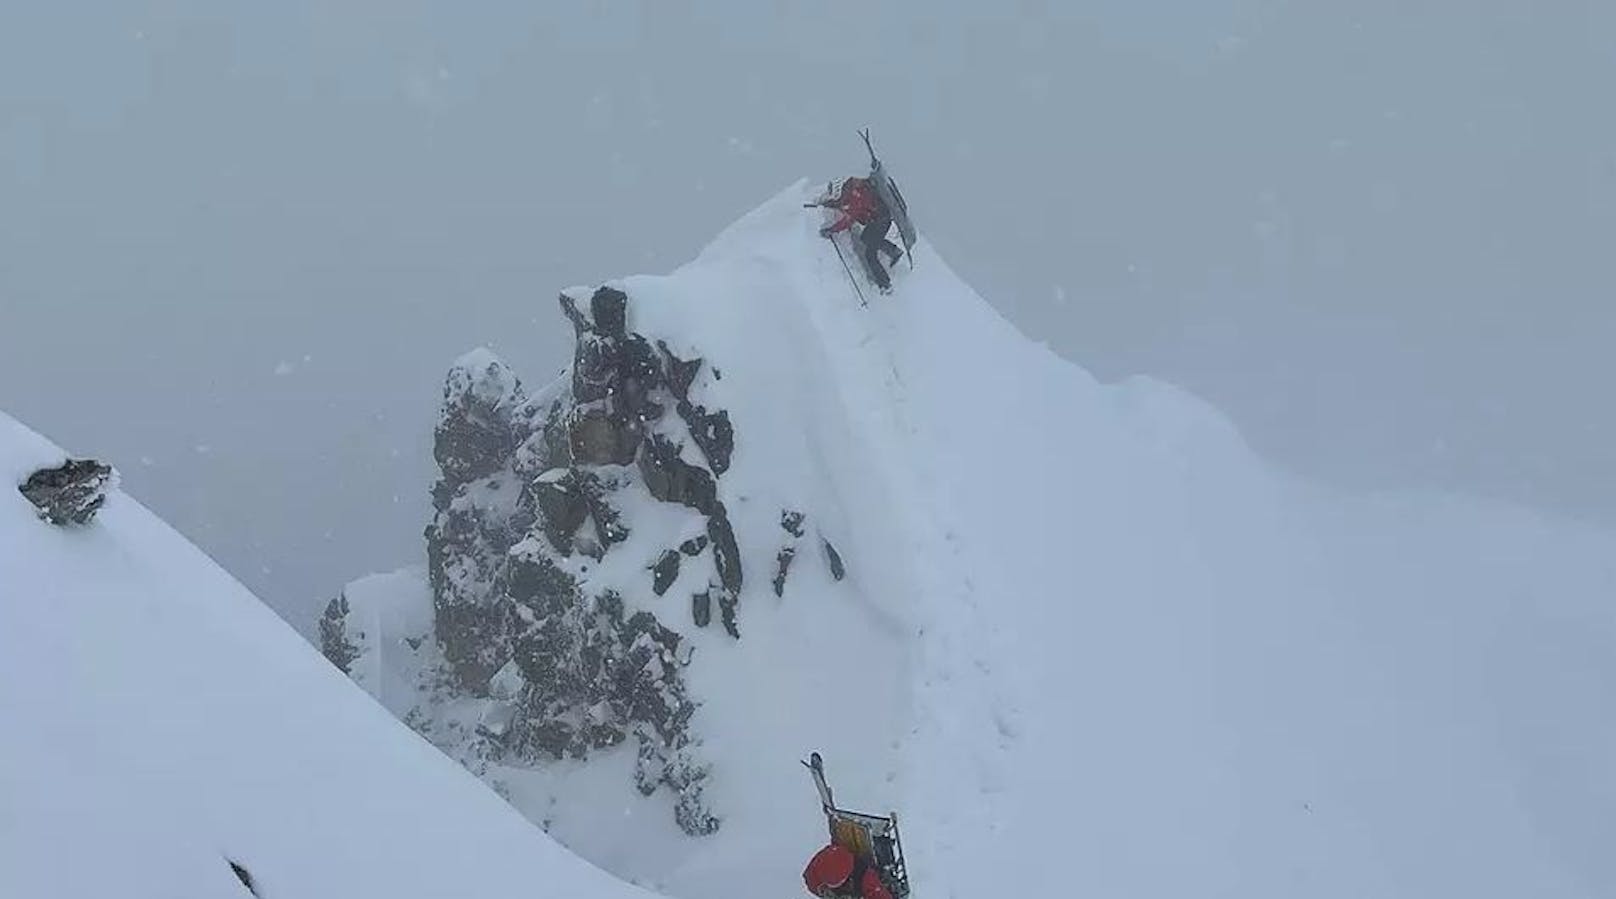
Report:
323,180,1616,899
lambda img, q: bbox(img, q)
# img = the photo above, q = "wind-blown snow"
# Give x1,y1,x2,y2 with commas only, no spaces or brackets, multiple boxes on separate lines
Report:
0,414,652,898
13,177,1609,899
345,180,1616,899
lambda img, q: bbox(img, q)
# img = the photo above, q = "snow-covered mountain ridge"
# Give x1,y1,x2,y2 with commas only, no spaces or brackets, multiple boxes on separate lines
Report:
326,181,1616,899
0,414,654,898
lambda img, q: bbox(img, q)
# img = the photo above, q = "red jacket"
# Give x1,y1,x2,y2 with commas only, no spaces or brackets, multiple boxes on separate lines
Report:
803,844,894,899
820,178,882,235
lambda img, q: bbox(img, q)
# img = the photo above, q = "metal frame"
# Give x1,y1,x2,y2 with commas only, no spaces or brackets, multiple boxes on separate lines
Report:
804,753,912,899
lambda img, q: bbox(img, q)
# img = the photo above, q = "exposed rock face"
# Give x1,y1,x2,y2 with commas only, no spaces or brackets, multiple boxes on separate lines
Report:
228,860,258,897
781,510,806,538
717,592,739,639
325,280,863,838
559,287,743,623
657,341,735,476
771,509,811,597
708,513,743,595
434,351,529,486
318,594,360,674
652,550,681,596
19,459,115,526
824,539,847,581
773,547,796,597
567,406,641,466
639,435,718,515
426,353,532,693
533,470,590,551
363,285,761,836
575,470,630,552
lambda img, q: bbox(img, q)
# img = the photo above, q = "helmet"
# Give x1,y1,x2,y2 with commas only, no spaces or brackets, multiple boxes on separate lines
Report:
805,843,856,891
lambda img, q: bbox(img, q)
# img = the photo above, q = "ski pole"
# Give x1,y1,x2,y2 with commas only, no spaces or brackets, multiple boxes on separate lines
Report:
830,238,867,307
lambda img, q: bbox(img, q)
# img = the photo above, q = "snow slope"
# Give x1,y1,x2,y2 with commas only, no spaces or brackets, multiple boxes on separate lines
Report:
789,188,1616,898
0,414,654,898
342,180,1616,899
801,192,1616,899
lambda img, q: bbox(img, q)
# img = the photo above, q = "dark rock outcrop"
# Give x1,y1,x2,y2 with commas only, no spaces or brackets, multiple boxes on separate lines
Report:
639,435,718,515
501,572,708,830
772,546,796,597
656,340,703,396
707,511,743,595
683,406,734,476
533,470,590,551
652,550,681,596
361,276,858,836
406,285,752,835
680,535,709,556
427,490,518,693
19,459,114,526
567,288,663,432
427,355,538,692
781,509,806,538
318,594,361,674
228,860,258,897
561,288,744,632
824,539,847,581
567,405,641,465
718,592,740,639
434,352,528,486
590,286,629,337
655,341,734,475
575,470,629,551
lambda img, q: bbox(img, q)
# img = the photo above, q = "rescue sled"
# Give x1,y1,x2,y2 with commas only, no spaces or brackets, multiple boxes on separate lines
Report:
802,752,911,899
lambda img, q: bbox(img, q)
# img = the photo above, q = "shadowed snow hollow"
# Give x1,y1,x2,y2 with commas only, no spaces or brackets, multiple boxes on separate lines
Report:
333,181,1616,899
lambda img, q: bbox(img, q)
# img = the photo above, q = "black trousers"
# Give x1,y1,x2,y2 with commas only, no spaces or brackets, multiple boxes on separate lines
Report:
858,212,901,290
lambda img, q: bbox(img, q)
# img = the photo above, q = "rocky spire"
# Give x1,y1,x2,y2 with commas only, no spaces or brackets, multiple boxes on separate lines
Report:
370,285,748,835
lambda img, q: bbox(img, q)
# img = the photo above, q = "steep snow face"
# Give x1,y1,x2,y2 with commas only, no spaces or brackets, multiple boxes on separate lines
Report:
786,194,1616,897
0,413,653,899
337,180,1616,899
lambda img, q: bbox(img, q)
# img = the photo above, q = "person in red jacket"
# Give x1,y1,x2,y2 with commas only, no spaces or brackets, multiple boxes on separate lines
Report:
812,177,904,292
803,842,895,899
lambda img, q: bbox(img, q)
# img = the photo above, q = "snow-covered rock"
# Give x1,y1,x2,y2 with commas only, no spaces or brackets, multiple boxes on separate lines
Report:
328,180,1616,899
17,457,115,525
435,348,529,485
0,412,652,899
330,288,744,841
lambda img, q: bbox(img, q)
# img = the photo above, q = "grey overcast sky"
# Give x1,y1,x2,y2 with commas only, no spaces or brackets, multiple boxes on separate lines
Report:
4,2,1613,632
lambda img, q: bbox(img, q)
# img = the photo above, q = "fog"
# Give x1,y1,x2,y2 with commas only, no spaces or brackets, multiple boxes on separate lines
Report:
3,2,1612,632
